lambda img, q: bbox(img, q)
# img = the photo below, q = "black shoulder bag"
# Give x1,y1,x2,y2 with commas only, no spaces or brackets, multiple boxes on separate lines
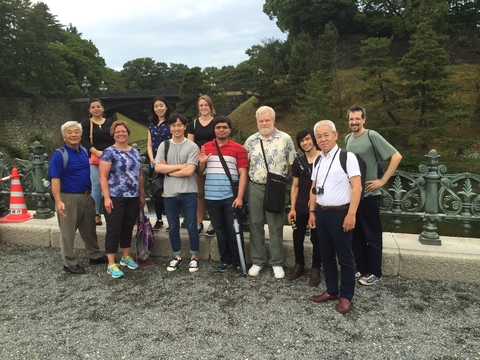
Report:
150,140,170,201
259,140,286,214
215,141,247,220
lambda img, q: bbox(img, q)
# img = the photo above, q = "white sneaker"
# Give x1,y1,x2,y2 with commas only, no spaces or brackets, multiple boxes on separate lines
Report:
248,264,263,277
272,266,285,279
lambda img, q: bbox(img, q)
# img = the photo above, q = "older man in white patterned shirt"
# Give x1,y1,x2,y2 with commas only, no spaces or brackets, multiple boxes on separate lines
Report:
244,106,295,279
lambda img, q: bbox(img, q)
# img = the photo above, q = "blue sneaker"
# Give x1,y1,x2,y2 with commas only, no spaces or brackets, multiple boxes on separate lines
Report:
218,262,232,273
107,264,124,278
120,255,139,270
359,274,382,286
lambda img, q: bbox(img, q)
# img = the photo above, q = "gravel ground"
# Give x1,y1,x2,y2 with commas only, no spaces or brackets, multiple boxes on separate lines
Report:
0,242,479,360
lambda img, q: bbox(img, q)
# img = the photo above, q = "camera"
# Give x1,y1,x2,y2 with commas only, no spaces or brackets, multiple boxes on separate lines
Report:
312,186,324,195
290,217,297,231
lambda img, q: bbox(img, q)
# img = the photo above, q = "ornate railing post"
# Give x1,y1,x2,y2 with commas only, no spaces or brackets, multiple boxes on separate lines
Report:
419,150,441,245
31,141,55,219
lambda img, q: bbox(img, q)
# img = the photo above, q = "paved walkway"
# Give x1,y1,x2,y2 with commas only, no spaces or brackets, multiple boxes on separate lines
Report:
1,213,479,359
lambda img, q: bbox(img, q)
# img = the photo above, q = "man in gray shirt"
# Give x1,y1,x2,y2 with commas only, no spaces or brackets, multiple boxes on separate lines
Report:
345,105,402,286
155,114,199,273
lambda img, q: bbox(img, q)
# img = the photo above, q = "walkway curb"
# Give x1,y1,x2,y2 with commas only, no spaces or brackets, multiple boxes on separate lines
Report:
1,212,479,283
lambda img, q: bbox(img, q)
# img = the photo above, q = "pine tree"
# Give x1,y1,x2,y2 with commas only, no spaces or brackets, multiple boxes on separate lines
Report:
317,22,342,117
287,32,316,97
396,21,452,128
358,36,400,125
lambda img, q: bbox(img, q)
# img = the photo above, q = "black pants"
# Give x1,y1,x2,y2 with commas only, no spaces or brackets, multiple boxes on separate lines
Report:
316,207,355,301
104,196,139,254
292,211,322,268
352,195,383,277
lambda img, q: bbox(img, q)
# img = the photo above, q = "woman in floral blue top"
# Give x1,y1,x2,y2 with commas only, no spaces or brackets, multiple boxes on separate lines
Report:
147,96,172,230
100,120,146,279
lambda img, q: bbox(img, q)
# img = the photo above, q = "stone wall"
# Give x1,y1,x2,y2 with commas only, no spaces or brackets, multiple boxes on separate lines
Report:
0,98,89,158
335,30,480,69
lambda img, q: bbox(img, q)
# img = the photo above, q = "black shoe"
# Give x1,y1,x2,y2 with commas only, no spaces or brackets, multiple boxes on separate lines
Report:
95,214,102,226
236,266,246,277
63,264,86,274
89,255,108,265
153,219,163,231
197,222,204,235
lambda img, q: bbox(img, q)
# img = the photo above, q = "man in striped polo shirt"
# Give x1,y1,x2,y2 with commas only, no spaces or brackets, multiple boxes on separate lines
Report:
198,116,248,275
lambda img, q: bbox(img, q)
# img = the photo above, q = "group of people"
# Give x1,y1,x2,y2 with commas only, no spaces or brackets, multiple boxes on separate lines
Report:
51,97,401,314
51,99,145,279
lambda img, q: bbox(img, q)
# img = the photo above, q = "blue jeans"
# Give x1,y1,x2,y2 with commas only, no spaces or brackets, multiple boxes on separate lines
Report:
90,164,101,214
206,197,245,267
164,193,199,256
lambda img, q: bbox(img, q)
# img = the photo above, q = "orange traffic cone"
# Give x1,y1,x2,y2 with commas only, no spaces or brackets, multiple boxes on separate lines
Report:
0,168,33,223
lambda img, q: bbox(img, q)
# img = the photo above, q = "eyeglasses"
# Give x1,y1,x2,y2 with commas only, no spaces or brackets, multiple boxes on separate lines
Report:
215,126,230,130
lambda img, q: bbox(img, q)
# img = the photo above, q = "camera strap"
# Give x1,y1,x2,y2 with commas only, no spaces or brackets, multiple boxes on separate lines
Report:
314,148,340,189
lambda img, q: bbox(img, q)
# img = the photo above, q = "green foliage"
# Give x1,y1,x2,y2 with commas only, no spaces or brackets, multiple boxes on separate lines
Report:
396,151,424,172
397,21,453,128
0,139,23,159
287,32,317,96
263,0,361,37
175,67,210,120
294,71,331,126
358,36,401,125
246,38,292,114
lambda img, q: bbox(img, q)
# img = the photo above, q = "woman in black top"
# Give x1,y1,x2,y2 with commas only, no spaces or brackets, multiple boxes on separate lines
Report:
187,95,216,235
81,98,114,225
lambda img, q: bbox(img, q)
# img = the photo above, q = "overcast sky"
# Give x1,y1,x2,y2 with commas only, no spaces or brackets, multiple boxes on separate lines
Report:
36,0,287,71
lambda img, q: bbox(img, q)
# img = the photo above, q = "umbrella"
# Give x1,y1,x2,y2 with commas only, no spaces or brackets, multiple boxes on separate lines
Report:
233,208,247,277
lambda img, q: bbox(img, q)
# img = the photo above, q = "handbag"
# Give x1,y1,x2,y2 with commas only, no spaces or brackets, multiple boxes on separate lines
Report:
150,171,164,201
260,141,286,213
89,153,100,165
215,141,247,220
89,119,100,165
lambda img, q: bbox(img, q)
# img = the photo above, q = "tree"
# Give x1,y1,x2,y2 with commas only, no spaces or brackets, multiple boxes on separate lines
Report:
294,71,332,126
447,0,480,32
0,0,31,96
263,0,362,37
165,63,189,91
246,38,292,113
396,20,452,131
358,36,400,125
16,1,64,95
176,67,210,120
287,32,317,97
317,22,343,118
104,67,126,92
121,57,160,91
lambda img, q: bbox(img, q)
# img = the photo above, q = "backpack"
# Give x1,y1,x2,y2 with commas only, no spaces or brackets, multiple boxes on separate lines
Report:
44,146,89,199
314,149,367,200
345,130,385,179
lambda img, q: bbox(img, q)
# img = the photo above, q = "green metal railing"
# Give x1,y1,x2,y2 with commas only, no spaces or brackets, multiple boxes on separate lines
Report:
1,143,479,245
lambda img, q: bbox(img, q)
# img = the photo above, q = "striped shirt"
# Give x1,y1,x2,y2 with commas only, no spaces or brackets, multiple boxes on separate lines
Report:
203,139,248,200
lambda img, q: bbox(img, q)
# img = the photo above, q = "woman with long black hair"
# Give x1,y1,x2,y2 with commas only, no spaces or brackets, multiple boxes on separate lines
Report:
147,96,172,230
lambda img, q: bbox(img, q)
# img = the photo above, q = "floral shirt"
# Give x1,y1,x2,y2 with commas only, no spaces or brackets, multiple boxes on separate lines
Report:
149,121,171,156
244,129,295,184
101,146,142,198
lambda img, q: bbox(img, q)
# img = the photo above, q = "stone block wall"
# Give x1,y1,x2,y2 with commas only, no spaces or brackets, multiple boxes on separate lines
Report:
0,98,89,158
